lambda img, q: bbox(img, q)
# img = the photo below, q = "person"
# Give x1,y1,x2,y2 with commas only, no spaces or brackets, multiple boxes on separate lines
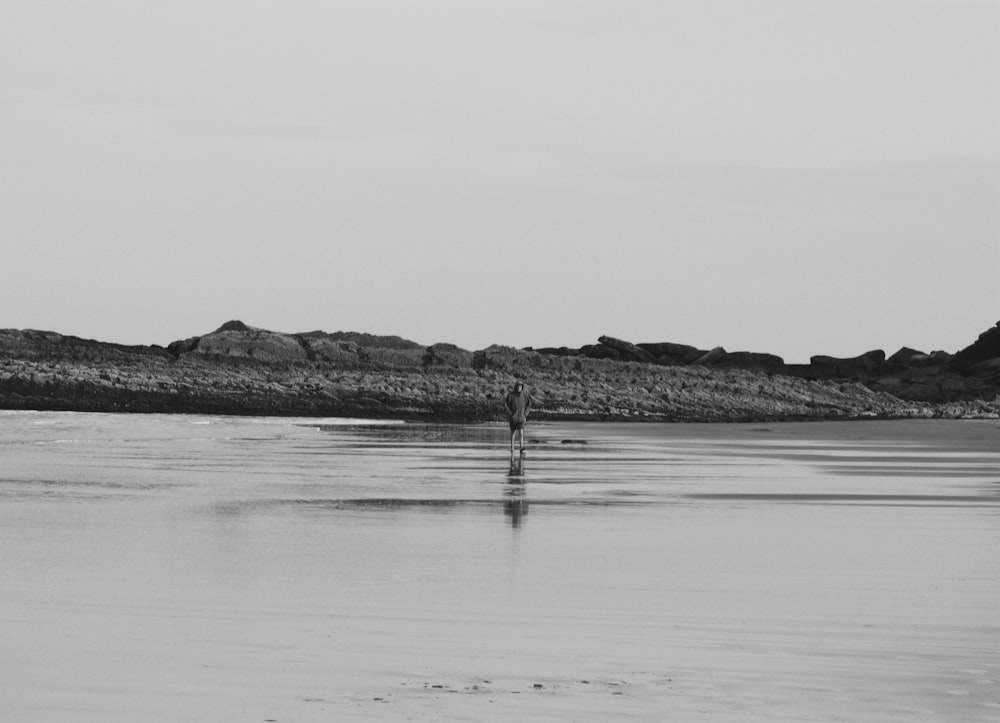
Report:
504,380,532,457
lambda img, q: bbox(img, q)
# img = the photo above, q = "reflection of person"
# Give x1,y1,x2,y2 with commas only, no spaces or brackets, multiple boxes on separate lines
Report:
504,381,532,457
504,485,528,528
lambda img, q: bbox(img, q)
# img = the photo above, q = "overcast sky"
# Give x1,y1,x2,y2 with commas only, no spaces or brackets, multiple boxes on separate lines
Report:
2,0,998,362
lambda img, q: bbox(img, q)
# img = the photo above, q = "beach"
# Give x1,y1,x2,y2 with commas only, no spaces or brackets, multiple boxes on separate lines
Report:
1,412,997,721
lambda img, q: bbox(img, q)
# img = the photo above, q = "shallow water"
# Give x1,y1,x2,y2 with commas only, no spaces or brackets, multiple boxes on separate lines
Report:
1,412,998,721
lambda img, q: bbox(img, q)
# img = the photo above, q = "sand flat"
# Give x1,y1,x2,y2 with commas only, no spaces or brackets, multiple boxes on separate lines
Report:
0,414,997,721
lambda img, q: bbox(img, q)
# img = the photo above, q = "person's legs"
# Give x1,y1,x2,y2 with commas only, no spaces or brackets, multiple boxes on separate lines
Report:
509,422,525,456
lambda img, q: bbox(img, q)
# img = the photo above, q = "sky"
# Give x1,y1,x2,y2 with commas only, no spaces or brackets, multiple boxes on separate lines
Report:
2,0,998,363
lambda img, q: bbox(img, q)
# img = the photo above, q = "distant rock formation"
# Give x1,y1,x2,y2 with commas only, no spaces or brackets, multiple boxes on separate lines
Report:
952,321,1000,366
526,327,999,404
809,350,886,377
716,351,785,371
597,336,659,364
636,342,704,365
534,336,783,371
693,346,728,366
888,347,925,365
167,320,426,368
1,319,998,419
423,343,473,368
887,347,951,368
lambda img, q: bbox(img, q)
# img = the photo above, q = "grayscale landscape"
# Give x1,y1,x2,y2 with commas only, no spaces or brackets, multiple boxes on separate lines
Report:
2,1,997,720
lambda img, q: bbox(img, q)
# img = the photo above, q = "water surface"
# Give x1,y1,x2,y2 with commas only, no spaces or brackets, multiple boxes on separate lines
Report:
1,412,997,721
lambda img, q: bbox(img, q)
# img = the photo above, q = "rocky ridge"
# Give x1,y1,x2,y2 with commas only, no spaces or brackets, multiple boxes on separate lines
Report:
1,320,998,422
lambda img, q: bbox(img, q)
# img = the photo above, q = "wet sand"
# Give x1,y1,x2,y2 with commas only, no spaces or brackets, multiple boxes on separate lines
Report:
0,414,998,721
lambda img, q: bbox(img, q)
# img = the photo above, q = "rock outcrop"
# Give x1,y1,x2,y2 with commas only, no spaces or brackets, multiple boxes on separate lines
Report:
952,321,1000,366
423,343,473,369
636,342,704,365
715,351,785,371
169,321,427,368
528,328,999,405
1,320,998,421
596,336,659,364
809,350,886,377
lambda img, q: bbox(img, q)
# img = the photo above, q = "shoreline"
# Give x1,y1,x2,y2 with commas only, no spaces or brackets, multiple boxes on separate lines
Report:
2,395,997,423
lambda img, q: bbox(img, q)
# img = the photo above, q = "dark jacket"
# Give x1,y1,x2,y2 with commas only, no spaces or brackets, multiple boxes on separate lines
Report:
504,389,532,424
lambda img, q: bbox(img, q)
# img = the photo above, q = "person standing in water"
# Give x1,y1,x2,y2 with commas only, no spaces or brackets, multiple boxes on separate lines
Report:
504,381,532,457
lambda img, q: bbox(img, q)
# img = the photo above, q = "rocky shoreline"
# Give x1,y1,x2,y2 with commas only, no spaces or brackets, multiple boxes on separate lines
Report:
1,320,998,422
